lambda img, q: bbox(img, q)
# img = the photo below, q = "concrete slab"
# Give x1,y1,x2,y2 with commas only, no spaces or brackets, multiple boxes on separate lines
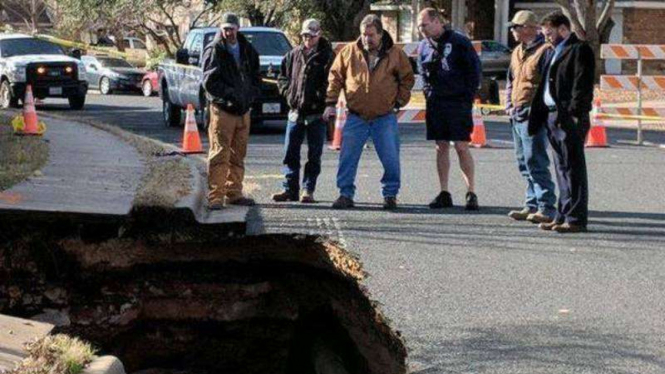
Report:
0,314,54,371
0,116,143,216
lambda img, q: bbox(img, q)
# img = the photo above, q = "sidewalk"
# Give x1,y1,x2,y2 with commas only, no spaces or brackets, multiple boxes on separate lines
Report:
0,114,143,216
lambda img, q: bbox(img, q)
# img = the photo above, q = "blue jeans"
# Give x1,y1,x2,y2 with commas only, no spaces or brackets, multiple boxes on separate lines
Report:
282,118,327,193
512,111,556,217
337,113,400,199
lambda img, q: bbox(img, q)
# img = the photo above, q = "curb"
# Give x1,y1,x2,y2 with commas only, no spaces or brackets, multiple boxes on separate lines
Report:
82,356,126,374
175,156,206,221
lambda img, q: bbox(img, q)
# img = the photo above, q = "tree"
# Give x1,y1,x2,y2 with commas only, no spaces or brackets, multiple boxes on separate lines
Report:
554,0,616,78
313,0,373,41
0,0,50,33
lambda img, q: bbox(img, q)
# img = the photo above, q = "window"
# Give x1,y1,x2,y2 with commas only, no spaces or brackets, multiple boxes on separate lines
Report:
98,57,134,68
242,31,292,56
0,38,65,57
133,39,147,50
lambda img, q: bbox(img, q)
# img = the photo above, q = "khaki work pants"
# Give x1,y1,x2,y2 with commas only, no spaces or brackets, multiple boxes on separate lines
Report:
207,104,251,204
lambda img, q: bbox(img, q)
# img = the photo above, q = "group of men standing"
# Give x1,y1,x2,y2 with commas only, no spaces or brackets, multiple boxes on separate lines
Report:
200,7,594,234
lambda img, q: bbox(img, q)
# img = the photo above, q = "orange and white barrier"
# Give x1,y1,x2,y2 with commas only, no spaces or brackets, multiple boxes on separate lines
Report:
601,75,665,91
598,106,665,119
601,44,665,60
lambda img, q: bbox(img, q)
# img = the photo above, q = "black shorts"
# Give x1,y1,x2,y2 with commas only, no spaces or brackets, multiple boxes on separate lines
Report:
425,100,474,141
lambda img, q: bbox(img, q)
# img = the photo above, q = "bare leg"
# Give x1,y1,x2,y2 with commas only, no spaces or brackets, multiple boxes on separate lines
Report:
454,141,475,192
436,141,451,192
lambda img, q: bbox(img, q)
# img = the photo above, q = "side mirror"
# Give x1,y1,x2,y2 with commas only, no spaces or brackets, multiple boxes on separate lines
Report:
176,49,188,65
70,49,82,60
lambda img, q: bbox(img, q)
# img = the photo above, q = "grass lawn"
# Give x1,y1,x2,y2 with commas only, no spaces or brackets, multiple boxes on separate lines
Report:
0,111,49,190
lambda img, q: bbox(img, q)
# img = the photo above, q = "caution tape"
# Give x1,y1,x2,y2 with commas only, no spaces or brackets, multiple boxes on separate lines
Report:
597,113,665,121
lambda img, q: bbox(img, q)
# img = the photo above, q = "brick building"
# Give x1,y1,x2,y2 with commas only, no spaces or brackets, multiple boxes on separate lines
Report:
372,0,665,73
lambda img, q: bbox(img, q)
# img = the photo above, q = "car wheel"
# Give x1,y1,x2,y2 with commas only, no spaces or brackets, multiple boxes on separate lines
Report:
68,94,86,110
0,80,19,109
163,94,181,127
142,80,153,97
198,94,210,131
100,77,112,95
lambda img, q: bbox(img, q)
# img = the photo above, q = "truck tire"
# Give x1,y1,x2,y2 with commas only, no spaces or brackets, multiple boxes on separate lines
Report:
68,93,86,110
162,90,181,127
0,80,20,109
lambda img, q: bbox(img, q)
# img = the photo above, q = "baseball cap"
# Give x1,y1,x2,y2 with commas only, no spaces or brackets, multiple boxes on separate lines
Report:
221,12,240,29
506,10,538,28
301,19,322,36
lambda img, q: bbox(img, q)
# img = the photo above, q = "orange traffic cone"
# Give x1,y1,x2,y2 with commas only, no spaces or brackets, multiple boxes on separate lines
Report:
328,100,347,151
22,85,40,136
182,104,204,154
470,99,487,148
585,99,609,148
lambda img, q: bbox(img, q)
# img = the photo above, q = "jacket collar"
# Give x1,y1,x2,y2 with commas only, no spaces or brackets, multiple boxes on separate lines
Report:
552,32,579,65
354,30,395,57
297,36,332,56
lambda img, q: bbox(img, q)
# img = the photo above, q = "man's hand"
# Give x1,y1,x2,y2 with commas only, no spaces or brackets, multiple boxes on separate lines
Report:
322,106,336,121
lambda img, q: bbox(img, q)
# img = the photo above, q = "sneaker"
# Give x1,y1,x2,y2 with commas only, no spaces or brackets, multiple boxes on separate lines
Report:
227,196,256,206
300,191,316,204
553,222,587,233
527,211,554,224
538,221,559,231
508,207,532,221
332,195,354,209
208,200,225,211
465,192,479,211
429,191,453,209
272,190,298,202
383,196,397,210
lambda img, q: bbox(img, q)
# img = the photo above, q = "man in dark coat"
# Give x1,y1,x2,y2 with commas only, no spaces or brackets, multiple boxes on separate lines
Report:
416,7,482,211
272,19,335,203
529,11,595,233
201,12,261,210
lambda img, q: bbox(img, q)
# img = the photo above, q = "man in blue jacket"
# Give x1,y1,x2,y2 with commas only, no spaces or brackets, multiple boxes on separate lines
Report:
416,7,481,210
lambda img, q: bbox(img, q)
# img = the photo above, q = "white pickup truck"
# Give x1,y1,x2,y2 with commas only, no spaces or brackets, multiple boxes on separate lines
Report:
158,27,291,128
0,33,88,109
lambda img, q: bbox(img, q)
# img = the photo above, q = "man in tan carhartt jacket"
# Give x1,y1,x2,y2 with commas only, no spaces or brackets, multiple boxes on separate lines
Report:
323,14,414,210
505,10,557,224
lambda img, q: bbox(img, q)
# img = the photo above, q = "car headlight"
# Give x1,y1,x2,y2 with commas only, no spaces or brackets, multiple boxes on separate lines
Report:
77,63,87,80
7,64,27,82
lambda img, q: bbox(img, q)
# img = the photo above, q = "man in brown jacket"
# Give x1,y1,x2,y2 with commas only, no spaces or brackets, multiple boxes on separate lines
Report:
505,10,556,223
324,14,414,210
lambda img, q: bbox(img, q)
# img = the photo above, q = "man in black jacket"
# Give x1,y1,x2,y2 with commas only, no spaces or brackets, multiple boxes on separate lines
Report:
202,13,261,209
529,11,595,233
272,19,335,203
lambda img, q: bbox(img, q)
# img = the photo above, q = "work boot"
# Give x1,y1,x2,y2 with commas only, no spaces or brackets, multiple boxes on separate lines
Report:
538,221,559,231
527,211,553,224
465,192,479,211
508,207,532,221
332,195,354,210
553,222,587,233
208,200,225,211
429,191,453,209
272,190,298,202
227,196,256,206
300,191,316,204
383,196,397,210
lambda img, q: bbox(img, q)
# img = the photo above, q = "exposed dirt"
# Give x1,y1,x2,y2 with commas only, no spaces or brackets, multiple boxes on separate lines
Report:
0,218,406,374
0,111,49,191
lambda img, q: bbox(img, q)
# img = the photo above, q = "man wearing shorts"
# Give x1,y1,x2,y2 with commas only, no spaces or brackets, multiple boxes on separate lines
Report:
416,7,481,210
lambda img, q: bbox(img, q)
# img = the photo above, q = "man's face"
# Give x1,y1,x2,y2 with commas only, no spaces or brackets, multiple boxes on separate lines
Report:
510,24,537,43
302,33,320,49
417,14,443,39
541,23,564,45
361,26,381,51
223,26,238,44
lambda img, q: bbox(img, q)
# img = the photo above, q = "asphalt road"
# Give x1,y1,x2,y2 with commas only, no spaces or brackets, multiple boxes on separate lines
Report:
41,93,665,374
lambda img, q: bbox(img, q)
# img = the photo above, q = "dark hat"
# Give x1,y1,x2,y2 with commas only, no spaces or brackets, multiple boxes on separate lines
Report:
221,12,240,29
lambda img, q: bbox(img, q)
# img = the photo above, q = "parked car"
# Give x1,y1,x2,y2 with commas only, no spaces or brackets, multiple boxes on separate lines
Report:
479,40,512,78
0,33,88,109
141,71,160,97
81,55,146,95
158,27,291,129
95,36,149,67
